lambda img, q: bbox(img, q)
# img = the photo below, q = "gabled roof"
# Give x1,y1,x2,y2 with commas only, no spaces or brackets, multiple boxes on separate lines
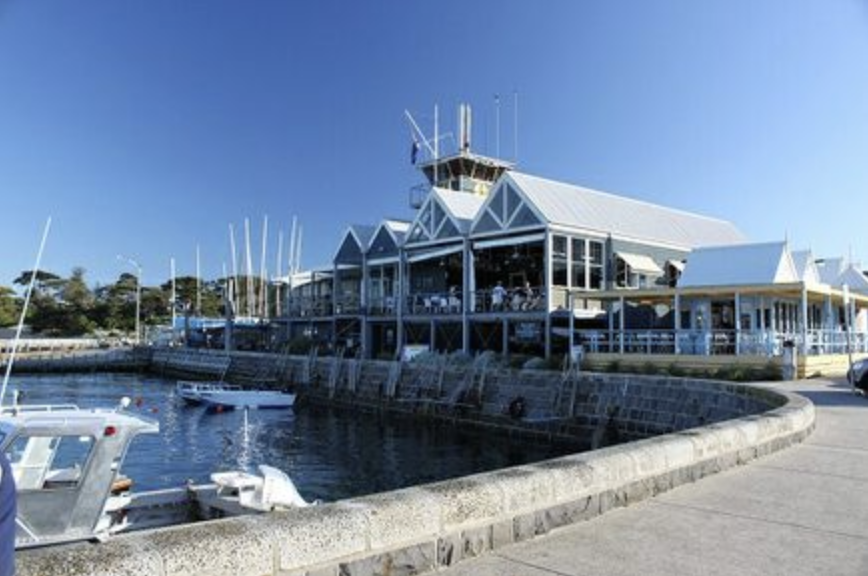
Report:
405,188,485,246
838,265,868,295
367,219,410,261
382,219,410,245
816,257,868,295
678,241,799,287
434,188,485,230
333,224,377,265
791,250,821,285
816,257,846,286
349,224,376,249
505,172,747,249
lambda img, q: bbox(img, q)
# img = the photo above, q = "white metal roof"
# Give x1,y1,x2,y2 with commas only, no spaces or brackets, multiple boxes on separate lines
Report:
816,257,846,286
383,219,410,242
433,187,486,232
507,172,747,249
677,241,799,287
790,250,821,284
817,258,868,295
838,265,868,295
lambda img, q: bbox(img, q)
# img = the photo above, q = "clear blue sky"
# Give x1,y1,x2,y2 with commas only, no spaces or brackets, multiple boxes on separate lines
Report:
1,1,867,288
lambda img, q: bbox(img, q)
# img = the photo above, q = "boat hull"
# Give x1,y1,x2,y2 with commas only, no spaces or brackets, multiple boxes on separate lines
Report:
199,391,296,410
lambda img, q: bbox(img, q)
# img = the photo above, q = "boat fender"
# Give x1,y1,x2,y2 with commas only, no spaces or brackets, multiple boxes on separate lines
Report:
508,396,526,419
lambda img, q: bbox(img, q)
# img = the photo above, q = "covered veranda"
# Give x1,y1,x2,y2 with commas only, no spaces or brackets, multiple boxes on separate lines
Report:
565,283,868,377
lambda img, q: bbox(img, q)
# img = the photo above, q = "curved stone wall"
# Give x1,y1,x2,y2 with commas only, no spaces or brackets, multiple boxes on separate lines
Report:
17,383,814,576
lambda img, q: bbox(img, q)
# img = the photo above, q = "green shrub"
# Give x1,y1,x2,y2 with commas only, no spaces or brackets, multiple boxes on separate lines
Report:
667,363,686,377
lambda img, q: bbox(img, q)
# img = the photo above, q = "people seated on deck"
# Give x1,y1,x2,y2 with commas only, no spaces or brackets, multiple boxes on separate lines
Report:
447,286,461,313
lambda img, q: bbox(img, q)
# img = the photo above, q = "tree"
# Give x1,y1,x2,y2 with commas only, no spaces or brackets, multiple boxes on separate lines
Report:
13,269,63,297
0,286,21,327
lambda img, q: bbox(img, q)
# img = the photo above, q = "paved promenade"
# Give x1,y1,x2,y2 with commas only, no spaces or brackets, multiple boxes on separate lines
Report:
439,378,868,576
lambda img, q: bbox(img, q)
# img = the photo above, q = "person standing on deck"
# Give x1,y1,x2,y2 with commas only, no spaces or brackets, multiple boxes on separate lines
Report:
0,451,16,576
491,281,507,311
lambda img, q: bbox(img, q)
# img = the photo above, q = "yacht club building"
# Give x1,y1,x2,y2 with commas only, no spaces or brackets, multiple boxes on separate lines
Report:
278,122,868,377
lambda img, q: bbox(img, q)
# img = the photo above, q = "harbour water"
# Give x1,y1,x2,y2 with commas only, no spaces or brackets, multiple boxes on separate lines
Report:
9,373,577,502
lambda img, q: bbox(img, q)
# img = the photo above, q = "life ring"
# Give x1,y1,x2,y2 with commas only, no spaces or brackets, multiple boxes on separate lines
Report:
508,396,526,419
111,476,133,494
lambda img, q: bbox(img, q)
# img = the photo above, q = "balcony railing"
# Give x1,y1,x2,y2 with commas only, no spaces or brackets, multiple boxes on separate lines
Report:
571,328,868,356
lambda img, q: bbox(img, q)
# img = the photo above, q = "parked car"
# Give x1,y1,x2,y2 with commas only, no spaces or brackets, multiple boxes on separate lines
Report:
847,358,868,396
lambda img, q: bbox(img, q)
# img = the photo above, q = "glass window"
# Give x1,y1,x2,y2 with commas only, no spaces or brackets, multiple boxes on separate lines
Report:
7,434,95,490
552,236,567,286
571,238,586,289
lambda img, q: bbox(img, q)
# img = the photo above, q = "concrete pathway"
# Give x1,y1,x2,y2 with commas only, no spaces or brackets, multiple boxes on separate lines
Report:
438,378,868,576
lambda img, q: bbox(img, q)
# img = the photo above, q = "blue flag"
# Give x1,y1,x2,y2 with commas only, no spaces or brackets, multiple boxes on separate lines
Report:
410,141,420,164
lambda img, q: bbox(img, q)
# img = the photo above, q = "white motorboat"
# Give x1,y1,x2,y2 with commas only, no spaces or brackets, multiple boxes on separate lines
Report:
1,393,312,550
176,381,243,405
1,396,159,548
177,381,296,410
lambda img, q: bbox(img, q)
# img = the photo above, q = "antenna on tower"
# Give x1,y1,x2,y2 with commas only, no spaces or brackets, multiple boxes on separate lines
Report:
458,103,472,153
495,94,501,158
513,90,519,162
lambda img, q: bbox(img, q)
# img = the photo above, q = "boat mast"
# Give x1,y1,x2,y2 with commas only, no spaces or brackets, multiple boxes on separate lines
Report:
244,218,254,319
275,229,284,317
228,223,240,317
1,217,51,407
196,244,202,315
259,215,268,318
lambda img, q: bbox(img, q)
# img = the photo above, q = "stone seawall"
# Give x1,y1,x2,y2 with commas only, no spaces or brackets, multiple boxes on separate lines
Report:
18,386,814,576
16,348,814,576
146,348,785,448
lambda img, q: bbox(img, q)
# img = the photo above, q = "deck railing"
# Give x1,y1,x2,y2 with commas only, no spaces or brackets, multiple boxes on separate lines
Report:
572,328,868,356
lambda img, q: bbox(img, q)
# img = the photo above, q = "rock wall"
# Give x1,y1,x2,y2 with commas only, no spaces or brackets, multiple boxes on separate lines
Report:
17,383,814,576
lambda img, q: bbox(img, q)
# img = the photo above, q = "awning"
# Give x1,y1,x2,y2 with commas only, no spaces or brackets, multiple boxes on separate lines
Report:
366,256,399,266
616,252,664,276
406,244,463,263
473,233,545,251
666,259,685,272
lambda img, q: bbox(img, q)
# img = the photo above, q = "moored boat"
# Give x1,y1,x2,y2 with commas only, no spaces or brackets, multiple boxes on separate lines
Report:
1,393,311,550
176,380,242,405
176,381,296,409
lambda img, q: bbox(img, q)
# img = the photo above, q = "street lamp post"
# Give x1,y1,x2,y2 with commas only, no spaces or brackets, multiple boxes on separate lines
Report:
118,255,142,345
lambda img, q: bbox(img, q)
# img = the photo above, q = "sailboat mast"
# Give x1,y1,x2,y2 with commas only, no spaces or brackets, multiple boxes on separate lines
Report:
275,229,284,317
196,244,201,315
259,215,268,318
1,217,52,407
229,224,239,317
244,218,254,318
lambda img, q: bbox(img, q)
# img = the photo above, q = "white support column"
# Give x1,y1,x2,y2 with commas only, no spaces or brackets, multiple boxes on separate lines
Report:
800,284,809,355
361,255,369,358
462,239,471,355
674,291,681,355
618,295,625,354
734,291,741,355
396,253,405,360
544,232,553,359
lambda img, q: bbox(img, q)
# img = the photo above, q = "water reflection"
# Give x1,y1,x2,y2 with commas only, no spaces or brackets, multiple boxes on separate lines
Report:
11,373,576,502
